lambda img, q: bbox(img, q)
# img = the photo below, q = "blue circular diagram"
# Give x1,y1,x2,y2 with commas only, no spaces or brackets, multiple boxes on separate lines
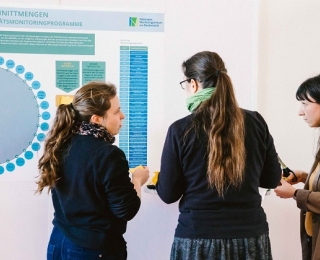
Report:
0,57,50,175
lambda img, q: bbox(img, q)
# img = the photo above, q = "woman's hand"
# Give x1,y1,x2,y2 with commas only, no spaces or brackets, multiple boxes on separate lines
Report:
285,170,308,185
132,166,150,186
274,179,296,198
131,166,150,198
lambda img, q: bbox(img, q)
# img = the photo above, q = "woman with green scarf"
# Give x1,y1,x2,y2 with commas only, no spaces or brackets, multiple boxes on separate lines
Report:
156,51,281,260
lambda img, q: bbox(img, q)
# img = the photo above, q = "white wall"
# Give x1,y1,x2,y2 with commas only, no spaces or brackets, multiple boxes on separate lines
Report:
1,0,318,259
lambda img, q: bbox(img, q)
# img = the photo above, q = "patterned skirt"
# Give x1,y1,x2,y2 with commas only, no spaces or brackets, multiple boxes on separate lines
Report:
170,233,272,260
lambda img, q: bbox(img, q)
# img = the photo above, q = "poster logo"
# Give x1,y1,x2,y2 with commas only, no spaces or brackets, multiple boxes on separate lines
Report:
129,17,138,27
128,16,163,28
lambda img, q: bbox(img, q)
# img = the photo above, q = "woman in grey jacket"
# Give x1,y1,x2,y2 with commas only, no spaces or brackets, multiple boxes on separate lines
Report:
275,74,320,260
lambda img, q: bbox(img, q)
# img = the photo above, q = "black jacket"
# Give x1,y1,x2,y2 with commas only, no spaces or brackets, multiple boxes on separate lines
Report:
52,135,140,250
157,109,281,239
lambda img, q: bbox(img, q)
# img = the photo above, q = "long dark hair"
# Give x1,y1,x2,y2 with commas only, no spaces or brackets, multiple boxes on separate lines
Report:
37,81,117,193
183,51,245,196
296,74,320,172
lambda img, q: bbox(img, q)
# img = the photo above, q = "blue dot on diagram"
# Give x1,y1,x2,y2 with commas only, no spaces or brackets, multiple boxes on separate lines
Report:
0,68,39,164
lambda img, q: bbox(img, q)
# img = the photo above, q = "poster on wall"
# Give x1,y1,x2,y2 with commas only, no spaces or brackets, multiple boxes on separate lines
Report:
0,5,164,181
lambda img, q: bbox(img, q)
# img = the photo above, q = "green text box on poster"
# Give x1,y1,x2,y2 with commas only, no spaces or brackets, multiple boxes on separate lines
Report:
0,31,95,55
82,61,106,84
56,61,80,93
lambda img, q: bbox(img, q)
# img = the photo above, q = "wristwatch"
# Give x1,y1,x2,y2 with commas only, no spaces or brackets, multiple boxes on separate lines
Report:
293,189,298,200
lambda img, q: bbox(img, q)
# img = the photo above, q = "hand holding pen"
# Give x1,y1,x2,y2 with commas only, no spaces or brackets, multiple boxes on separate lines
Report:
277,156,298,183
284,169,308,185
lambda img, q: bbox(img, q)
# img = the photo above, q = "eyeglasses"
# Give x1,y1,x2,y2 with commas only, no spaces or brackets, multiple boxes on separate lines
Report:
179,78,192,89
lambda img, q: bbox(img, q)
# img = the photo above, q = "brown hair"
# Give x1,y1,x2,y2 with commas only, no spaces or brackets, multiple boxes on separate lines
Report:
183,51,245,196
37,81,117,193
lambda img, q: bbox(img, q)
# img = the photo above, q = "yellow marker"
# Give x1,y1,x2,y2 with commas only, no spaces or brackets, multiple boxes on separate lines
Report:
129,165,144,174
147,171,160,190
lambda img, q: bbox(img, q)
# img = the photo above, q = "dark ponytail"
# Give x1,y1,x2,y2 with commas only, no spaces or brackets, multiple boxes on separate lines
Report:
183,51,245,196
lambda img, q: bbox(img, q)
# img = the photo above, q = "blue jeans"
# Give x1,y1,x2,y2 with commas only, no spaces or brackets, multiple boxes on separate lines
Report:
47,226,127,260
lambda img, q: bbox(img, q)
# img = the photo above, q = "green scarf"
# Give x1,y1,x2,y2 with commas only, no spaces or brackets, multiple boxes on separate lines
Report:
186,87,215,112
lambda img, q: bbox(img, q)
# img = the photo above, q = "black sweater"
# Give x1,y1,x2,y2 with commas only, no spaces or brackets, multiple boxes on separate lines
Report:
156,109,281,239
52,135,140,250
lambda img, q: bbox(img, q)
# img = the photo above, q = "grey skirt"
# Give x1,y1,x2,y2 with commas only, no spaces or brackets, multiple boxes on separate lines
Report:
170,233,272,260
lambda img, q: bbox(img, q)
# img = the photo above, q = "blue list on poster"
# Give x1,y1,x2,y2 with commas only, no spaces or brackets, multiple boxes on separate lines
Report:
119,46,148,168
